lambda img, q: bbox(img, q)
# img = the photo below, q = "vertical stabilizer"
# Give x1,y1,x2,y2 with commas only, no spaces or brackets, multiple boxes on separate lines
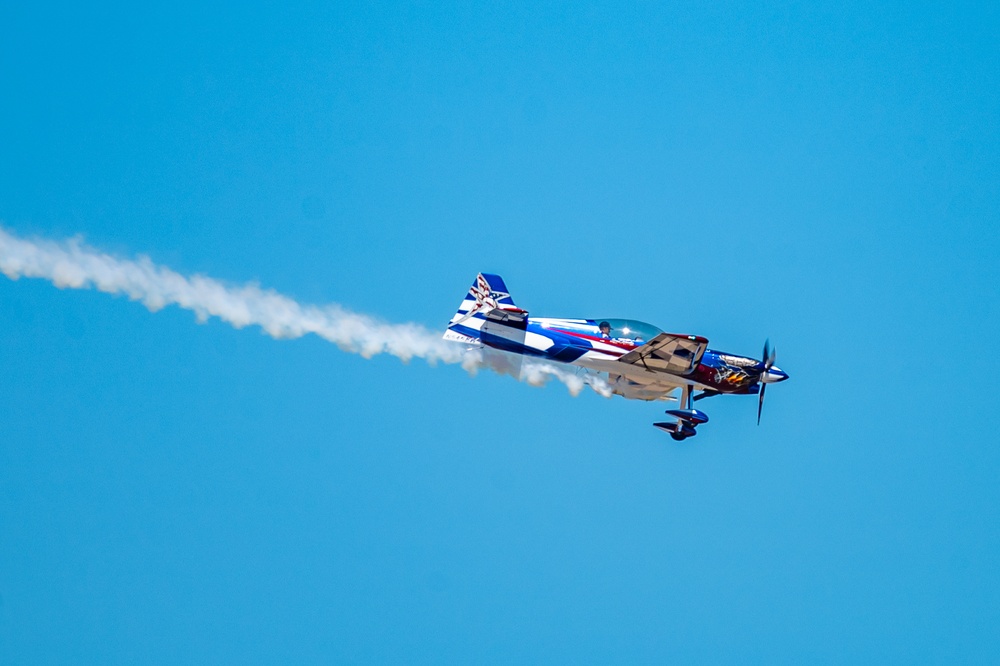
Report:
443,273,525,343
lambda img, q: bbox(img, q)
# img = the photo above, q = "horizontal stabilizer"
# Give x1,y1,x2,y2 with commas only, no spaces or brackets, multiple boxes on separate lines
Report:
484,307,528,329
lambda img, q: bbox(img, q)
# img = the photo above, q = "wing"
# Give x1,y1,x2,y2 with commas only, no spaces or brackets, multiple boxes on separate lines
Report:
616,333,708,376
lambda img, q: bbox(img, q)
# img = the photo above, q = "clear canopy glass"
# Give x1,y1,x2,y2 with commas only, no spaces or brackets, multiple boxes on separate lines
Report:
593,319,662,343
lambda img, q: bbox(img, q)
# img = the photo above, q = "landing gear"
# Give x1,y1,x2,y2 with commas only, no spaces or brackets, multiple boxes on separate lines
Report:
653,421,696,439
654,384,708,440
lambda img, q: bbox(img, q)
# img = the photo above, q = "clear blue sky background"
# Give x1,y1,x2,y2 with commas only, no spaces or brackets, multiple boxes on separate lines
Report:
2,1,999,663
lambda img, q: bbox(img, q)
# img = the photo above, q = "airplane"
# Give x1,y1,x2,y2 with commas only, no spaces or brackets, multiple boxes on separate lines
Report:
443,273,789,440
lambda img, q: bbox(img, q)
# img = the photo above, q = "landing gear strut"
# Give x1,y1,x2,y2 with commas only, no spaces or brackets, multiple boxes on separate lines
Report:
653,384,709,440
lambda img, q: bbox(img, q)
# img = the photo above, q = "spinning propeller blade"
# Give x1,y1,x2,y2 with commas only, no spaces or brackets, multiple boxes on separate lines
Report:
757,339,776,426
762,338,776,370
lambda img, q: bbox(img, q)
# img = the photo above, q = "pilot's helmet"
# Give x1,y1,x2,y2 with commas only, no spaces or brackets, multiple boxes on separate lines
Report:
599,321,611,330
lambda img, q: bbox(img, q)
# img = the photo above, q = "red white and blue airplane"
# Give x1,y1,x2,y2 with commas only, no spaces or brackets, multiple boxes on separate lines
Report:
444,273,789,440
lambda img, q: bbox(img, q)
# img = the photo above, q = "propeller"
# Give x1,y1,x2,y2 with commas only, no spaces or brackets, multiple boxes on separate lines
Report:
757,339,776,425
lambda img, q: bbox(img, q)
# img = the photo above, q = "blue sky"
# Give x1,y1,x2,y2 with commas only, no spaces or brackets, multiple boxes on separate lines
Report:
2,1,999,662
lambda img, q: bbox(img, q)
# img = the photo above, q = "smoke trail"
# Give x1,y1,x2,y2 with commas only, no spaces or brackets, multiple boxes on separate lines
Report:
0,227,612,397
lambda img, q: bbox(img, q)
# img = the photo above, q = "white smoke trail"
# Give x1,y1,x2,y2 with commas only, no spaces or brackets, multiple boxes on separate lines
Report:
461,347,611,397
0,227,612,397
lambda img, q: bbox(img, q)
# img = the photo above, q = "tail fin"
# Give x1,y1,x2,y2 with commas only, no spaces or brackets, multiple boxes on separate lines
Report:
444,273,525,342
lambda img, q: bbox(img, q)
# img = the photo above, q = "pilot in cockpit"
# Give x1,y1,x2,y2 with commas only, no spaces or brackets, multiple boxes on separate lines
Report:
599,321,612,339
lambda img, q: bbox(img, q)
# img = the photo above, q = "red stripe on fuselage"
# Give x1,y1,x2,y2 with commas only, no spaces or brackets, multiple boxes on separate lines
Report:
551,329,633,356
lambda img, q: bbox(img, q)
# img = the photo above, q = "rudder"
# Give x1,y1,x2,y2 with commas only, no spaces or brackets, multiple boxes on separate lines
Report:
444,273,524,342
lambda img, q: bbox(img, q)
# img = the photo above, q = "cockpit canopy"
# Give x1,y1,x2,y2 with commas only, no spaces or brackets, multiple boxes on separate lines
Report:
593,318,662,343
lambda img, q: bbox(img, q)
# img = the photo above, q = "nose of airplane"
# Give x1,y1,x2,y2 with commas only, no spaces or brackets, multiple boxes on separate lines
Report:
761,366,789,383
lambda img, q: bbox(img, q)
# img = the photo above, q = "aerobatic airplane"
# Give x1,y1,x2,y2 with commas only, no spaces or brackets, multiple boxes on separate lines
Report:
443,273,789,440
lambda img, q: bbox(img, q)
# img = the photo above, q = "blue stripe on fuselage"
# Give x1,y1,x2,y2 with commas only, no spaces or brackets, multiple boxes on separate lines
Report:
526,321,593,362
447,318,593,363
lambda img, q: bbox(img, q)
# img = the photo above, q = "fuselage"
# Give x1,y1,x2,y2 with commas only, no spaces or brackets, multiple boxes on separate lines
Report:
446,314,788,401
